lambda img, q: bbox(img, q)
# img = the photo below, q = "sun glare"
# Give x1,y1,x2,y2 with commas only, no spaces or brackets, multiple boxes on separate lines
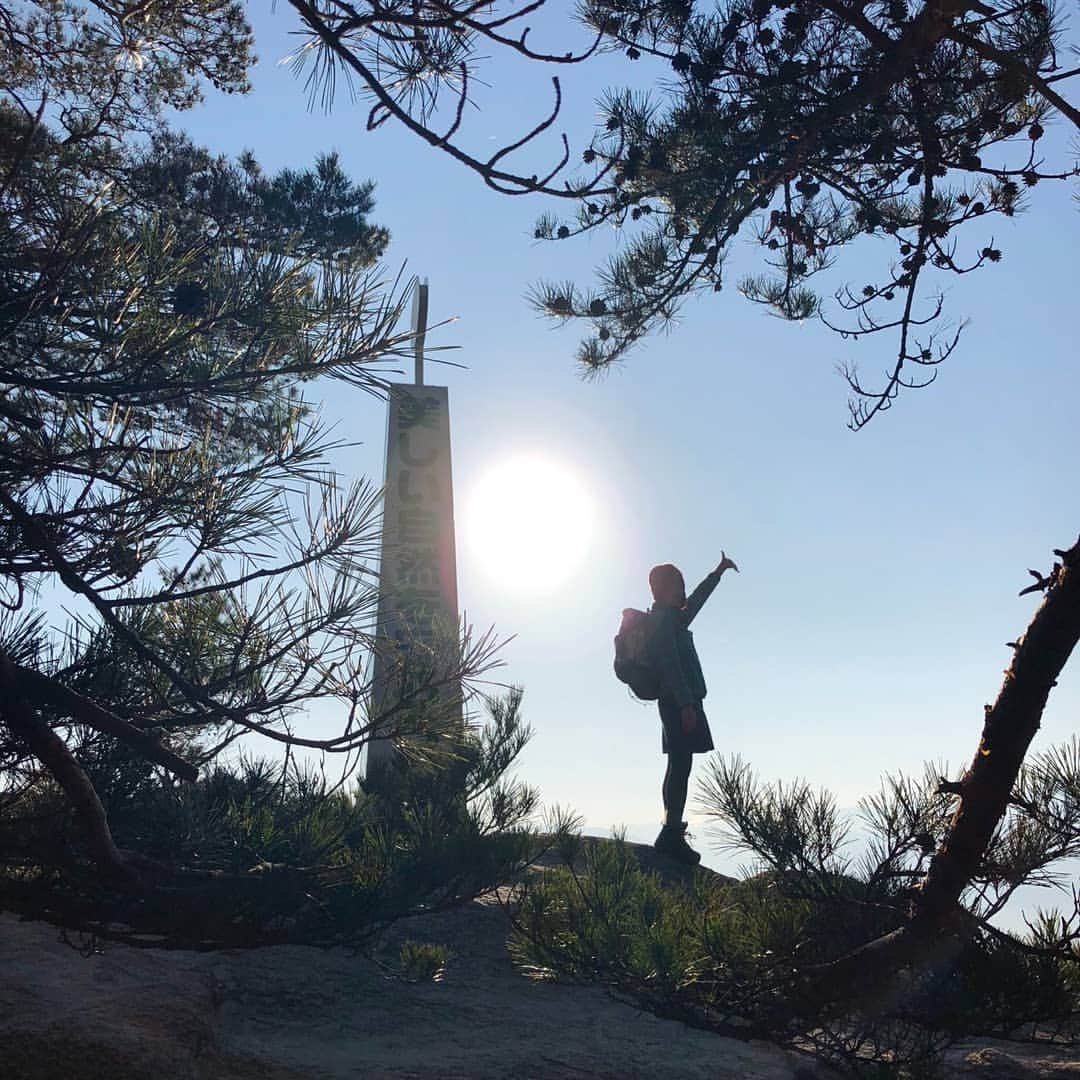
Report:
465,456,595,594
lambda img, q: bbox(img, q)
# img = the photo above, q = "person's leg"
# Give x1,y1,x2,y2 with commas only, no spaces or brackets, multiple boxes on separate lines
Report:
657,750,699,864
662,751,693,827
655,701,700,863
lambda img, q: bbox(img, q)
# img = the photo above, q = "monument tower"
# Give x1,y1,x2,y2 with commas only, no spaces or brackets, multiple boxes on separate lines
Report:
364,281,461,782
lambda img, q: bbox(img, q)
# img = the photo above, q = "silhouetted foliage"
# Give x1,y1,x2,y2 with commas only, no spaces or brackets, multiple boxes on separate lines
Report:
533,0,1080,427
0,0,540,945
511,743,1080,1075
287,0,1079,426
124,131,390,265
0,689,569,948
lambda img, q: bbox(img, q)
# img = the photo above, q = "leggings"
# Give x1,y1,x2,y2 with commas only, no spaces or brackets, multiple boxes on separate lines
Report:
662,751,693,826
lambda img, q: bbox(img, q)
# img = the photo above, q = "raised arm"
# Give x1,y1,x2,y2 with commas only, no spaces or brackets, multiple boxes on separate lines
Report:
684,552,738,625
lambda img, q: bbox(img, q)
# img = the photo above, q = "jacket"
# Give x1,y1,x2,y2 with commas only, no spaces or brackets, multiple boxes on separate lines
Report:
647,570,721,709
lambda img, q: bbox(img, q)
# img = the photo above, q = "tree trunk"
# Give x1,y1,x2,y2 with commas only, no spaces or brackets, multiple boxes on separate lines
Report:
12,659,197,781
913,537,1080,923
803,537,1080,1002
0,650,139,887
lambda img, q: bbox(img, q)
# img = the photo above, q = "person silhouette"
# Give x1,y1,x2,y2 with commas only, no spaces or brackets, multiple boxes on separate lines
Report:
647,553,738,864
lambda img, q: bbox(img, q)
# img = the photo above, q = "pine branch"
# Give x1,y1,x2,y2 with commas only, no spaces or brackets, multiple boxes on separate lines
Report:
799,536,1080,1003
9,659,197,781
0,648,139,887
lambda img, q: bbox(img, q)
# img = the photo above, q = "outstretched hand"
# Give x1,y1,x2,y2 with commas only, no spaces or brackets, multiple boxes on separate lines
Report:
716,550,739,575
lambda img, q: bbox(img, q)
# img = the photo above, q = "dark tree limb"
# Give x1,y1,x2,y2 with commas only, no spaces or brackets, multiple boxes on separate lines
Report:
802,537,1080,1002
10,661,198,782
948,28,1080,131
0,649,139,887
914,538,1080,923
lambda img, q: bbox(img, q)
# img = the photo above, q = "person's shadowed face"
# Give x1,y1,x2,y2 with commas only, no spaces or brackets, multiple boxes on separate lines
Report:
649,563,686,609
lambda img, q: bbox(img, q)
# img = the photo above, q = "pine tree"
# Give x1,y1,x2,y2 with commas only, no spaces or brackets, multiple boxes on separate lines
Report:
511,730,1080,1071
0,0,561,947
286,0,1079,427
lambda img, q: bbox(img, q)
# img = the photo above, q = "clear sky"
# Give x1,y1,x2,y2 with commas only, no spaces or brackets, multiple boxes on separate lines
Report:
173,4,1079,876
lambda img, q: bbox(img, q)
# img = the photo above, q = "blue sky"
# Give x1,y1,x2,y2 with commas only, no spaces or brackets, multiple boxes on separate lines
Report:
174,5,1079,878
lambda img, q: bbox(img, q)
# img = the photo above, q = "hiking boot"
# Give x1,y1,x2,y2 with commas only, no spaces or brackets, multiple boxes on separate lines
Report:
653,821,701,865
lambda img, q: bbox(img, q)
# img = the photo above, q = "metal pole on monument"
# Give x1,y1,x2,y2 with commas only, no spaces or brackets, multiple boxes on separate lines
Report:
363,278,463,791
412,278,428,387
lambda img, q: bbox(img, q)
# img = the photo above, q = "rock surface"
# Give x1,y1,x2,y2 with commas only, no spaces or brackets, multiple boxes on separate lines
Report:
2,840,1078,1079
0,847,800,1080
952,1044,1080,1077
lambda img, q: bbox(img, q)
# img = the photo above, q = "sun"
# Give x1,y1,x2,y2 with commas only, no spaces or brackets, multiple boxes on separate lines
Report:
465,456,595,594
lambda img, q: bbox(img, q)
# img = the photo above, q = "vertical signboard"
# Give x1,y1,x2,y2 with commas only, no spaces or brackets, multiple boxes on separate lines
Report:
365,383,461,781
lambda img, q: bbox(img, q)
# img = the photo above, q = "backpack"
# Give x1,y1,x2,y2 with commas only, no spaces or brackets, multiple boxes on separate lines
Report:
613,608,661,700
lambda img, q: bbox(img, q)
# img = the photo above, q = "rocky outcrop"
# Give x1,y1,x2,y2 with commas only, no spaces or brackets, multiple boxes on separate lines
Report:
952,1044,1080,1077
0,892,800,1080
3,839,1076,1079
